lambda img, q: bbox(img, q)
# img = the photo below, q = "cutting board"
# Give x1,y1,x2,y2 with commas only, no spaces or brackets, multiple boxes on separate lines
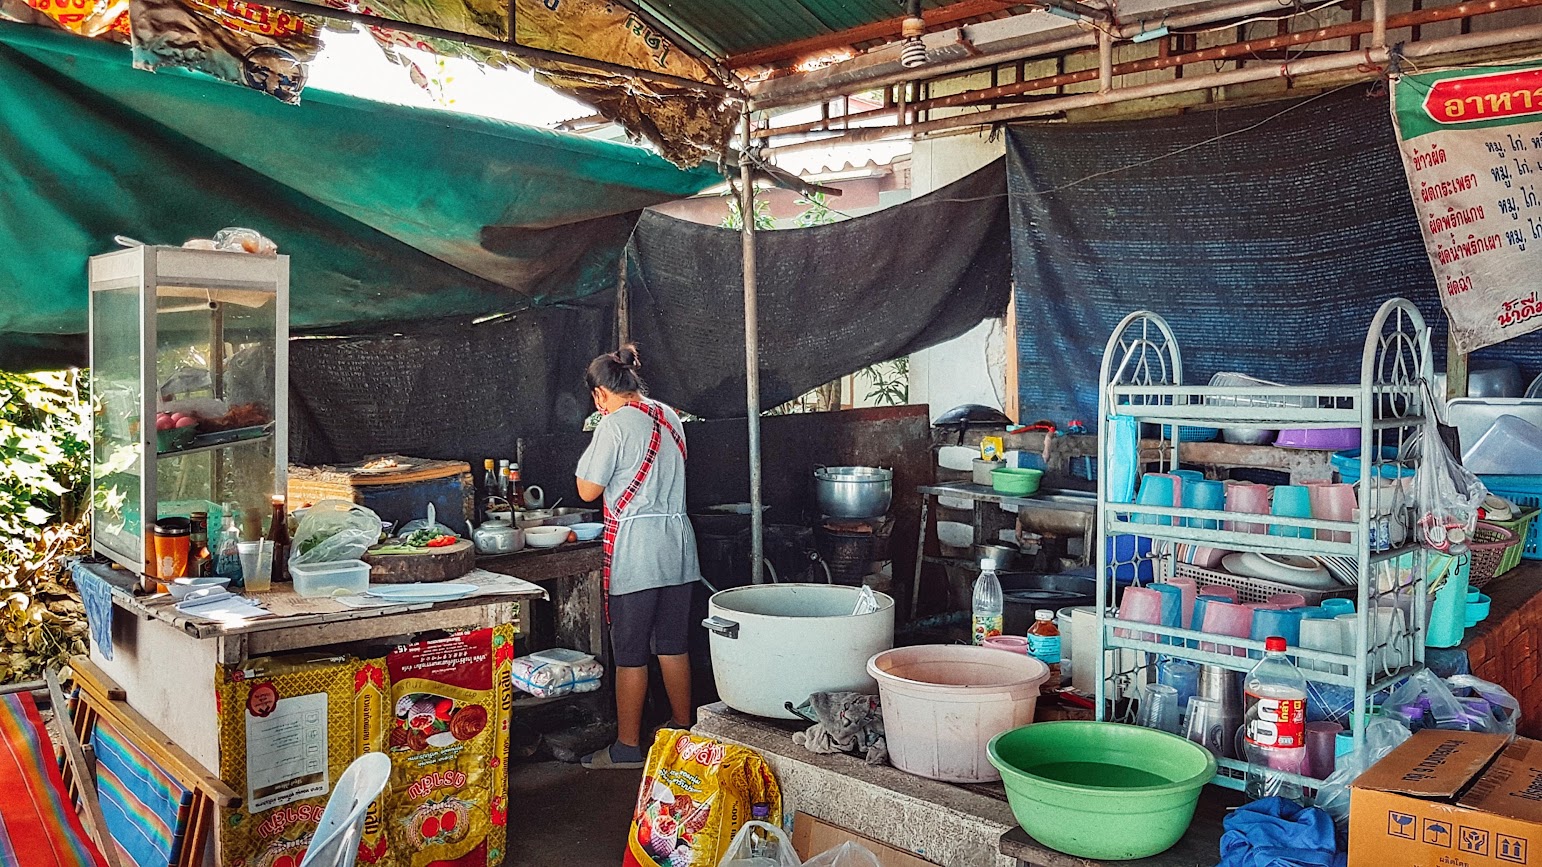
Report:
363,539,475,584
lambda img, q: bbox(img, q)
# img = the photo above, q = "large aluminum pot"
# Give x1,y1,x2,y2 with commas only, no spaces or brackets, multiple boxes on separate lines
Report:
703,583,895,718
813,466,894,518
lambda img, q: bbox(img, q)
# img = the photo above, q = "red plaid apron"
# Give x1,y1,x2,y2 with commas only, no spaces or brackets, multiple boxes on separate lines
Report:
602,401,686,620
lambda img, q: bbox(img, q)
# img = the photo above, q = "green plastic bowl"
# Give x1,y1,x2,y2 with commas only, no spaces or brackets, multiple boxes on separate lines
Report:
991,467,1043,497
987,721,1216,860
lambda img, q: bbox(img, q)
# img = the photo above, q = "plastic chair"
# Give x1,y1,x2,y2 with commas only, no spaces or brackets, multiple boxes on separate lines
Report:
298,752,392,867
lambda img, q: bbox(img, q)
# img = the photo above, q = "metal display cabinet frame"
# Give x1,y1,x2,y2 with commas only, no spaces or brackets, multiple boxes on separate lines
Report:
88,246,289,574
1094,298,1433,791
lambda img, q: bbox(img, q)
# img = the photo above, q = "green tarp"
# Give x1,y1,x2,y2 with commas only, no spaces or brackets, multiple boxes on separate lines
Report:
0,21,720,366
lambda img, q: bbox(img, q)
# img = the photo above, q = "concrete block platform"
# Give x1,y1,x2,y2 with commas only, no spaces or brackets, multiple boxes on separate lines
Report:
694,702,1020,867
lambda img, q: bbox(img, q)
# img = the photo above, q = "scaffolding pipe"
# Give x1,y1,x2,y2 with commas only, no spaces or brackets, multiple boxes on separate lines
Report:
739,113,766,585
1098,28,1114,92
1372,0,1389,47
763,20,1542,150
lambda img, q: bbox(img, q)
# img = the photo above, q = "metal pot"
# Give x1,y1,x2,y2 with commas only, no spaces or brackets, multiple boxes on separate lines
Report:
974,542,1020,571
1222,428,1276,445
703,583,895,718
472,520,523,554
813,466,894,519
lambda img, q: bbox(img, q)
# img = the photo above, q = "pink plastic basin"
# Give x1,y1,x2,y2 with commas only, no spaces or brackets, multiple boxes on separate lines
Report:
868,645,1050,782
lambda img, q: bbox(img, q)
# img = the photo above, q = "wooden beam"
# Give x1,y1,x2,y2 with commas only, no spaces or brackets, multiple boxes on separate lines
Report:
726,0,1024,69
765,0,1542,136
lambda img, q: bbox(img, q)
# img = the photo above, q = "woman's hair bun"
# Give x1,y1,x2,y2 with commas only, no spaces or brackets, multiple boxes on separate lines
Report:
615,344,642,370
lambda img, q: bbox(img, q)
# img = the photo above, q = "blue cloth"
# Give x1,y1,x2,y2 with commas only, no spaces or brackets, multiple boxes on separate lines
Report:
1219,798,1346,867
72,561,115,662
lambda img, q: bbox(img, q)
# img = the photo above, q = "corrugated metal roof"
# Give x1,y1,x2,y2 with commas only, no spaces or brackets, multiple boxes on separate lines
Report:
637,0,969,61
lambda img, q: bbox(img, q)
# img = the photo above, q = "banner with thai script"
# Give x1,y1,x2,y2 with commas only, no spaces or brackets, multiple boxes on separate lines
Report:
1393,63,1542,353
128,0,322,104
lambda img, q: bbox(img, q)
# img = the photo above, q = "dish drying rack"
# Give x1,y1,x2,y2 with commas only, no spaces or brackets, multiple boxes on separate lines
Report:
1094,298,1433,792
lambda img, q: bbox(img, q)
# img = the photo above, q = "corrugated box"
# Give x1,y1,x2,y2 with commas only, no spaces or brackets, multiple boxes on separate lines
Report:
1349,729,1542,867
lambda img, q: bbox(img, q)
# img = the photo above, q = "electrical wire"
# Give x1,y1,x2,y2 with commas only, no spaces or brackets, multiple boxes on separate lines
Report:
1175,0,1346,34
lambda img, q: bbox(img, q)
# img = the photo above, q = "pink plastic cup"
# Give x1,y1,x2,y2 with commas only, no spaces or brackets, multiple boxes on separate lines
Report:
1269,593,1309,609
1306,721,1343,778
1199,585,1239,603
1116,586,1165,641
1224,482,1273,534
1200,600,1254,656
1309,483,1356,543
1166,577,1199,628
983,635,1029,653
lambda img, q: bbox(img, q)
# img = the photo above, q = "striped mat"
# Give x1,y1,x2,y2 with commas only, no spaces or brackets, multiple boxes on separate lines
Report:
0,693,107,867
91,717,192,867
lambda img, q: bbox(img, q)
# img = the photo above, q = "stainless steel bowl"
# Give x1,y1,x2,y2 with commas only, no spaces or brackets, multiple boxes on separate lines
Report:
1222,428,1276,445
974,542,1020,571
813,466,894,518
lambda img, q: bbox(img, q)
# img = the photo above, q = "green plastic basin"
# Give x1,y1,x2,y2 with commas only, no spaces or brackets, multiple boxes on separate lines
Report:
992,467,1043,497
987,721,1216,860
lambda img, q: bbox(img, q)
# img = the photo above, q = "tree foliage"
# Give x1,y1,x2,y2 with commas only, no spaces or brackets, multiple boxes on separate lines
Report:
0,370,91,682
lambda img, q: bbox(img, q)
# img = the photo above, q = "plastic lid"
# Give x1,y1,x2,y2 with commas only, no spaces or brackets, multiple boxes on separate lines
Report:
980,559,994,571
1265,636,1287,652
1035,609,1054,620
751,804,769,818
484,459,494,468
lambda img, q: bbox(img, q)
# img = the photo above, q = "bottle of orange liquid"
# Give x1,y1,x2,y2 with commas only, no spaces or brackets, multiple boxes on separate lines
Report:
1026,609,1062,696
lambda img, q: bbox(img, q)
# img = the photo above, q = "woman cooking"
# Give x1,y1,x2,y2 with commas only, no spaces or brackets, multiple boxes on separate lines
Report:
575,345,701,770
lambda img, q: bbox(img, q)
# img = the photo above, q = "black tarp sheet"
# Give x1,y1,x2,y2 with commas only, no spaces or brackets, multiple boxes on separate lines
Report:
1007,89,1542,427
626,160,1014,418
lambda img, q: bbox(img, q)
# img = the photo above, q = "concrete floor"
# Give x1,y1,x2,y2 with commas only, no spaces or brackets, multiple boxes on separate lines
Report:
506,760,641,866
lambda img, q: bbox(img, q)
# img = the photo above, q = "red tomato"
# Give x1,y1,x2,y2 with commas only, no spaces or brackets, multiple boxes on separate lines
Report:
435,699,453,720
441,810,458,832
421,816,441,839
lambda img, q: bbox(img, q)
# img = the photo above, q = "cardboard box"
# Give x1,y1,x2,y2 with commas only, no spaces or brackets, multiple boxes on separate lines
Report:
1350,729,1542,867
791,813,937,867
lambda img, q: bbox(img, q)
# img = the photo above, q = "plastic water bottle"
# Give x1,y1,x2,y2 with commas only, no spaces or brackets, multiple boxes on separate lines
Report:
972,561,1004,645
1243,636,1309,802
748,804,780,862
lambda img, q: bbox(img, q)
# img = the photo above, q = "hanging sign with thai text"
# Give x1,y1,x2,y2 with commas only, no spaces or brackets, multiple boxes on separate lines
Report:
1392,63,1542,353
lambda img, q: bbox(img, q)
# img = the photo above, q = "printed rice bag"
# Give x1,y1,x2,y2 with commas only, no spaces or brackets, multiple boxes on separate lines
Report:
623,730,782,867
216,655,389,867
385,625,514,867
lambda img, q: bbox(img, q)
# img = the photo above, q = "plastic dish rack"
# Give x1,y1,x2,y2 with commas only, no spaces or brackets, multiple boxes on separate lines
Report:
1173,562,1354,606
1480,475,1542,562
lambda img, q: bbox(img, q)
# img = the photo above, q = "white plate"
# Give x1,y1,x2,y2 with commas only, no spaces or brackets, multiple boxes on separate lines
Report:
1222,552,1337,590
366,583,478,603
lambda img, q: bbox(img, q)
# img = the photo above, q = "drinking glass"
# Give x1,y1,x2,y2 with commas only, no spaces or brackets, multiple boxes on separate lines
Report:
1139,683,1182,734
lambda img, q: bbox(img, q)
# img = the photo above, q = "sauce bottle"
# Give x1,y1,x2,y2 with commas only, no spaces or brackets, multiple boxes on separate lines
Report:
266,495,290,583
1026,609,1062,695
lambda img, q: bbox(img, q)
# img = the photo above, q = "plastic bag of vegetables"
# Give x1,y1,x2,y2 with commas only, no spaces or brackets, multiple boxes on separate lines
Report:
290,499,383,566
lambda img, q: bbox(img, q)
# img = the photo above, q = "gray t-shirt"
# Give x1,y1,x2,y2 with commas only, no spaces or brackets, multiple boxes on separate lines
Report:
576,401,701,596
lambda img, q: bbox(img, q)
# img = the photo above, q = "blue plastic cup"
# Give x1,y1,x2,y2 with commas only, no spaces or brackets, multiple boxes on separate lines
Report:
1320,598,1356,617
1151,583,1185,644
1157,657,1201,716
1293,606,1335,620
1136,474,1180,526
1184,480,1227,530
1270,485,1314,538
1249,608,1303,659
1170,469,1206,485
1335,731,1356,758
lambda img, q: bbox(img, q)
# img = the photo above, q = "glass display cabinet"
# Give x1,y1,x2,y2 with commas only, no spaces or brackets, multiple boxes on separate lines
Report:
88,246,289,574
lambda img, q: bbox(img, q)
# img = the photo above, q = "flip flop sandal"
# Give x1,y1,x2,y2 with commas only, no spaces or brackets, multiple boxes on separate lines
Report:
581,745,645,770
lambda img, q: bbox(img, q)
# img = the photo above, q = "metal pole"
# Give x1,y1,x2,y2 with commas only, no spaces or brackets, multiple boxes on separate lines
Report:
739,113,766,585
615,250,630,346
1097,28,1113,93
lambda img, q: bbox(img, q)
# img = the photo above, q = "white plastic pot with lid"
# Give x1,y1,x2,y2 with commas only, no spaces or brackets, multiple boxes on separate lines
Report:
703,583,895,719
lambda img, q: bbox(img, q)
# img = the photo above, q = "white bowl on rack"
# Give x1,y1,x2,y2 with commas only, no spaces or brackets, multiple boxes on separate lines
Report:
1222,552,1337,590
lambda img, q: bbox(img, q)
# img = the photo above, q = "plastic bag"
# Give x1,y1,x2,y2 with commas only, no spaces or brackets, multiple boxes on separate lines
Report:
1313,717,1412,828
802,842,882,867
290,499,382,565
1413,381,1489,553
718,821,800,867
1384,668,1518,734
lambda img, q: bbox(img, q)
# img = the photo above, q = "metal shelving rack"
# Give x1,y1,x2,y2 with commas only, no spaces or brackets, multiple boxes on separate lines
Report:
1094,298,1433,791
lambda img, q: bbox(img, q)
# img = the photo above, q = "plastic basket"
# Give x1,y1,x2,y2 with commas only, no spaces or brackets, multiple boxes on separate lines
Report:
1480,474,1542,561
1468,522,1522,589
1174,562,1354,606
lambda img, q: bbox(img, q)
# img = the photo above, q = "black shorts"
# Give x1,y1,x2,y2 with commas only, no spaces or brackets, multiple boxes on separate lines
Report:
609,583,694,668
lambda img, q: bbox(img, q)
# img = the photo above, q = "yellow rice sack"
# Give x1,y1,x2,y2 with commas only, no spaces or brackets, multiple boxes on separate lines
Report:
623,729,782,867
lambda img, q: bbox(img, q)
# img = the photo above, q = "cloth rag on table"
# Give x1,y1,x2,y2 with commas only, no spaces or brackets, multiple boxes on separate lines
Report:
1218,797,1345,867
792,692,887,765
72,561,116,661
